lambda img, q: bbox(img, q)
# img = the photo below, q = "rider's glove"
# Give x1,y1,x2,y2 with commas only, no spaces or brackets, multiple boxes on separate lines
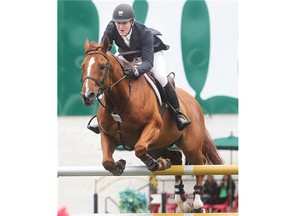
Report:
123,66,139,78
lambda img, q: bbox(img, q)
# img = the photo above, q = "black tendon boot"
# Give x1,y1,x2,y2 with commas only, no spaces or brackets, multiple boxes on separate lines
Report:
164,83,191,130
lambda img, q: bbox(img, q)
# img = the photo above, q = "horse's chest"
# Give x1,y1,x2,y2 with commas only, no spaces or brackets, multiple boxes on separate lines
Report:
101,119,143,144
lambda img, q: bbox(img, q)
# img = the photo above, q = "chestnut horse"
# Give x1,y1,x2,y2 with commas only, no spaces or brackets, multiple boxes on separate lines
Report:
80,36,223,213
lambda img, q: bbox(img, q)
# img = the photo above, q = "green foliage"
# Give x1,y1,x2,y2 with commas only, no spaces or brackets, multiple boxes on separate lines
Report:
119,188,148,213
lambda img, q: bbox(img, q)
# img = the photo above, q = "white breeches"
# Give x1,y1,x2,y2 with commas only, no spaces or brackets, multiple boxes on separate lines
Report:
150,51,168,86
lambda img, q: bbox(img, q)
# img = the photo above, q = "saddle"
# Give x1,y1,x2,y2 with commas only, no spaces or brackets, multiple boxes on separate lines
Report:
117,56,176,107
145,71,176,106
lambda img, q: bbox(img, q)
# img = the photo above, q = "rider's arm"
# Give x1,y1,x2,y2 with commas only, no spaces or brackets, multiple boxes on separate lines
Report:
134,28,154,76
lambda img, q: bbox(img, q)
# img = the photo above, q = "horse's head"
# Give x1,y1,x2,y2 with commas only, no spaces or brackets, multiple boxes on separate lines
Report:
80,36,111,106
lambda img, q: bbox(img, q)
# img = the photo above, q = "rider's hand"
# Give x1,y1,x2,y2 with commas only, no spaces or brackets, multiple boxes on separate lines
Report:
123,66,139,78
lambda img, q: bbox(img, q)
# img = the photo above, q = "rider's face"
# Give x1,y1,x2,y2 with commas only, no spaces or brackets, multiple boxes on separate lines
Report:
115,21,133,36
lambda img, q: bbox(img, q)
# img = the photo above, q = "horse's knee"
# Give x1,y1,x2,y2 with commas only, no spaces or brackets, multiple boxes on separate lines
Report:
103,159,126,176
134,144,147,160
102,159,115,171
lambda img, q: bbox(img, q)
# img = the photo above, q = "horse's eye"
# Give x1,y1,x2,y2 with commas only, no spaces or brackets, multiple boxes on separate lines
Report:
100,63,105,70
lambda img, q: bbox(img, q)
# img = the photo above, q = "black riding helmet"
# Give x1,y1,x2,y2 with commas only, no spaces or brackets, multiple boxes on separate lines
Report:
112,4,135,22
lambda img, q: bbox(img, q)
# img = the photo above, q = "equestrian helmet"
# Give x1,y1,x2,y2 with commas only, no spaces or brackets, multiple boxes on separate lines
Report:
112,4,135,22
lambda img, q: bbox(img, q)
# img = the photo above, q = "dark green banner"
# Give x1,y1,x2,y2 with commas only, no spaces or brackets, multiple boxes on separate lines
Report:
58,0,99,116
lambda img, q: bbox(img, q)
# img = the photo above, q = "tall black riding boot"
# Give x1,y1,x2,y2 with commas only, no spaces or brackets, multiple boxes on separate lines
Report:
164,83,191,130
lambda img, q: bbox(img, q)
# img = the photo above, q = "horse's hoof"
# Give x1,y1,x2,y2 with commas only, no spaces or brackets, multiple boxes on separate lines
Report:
116,159,126,169
112,159,126,176
176,201,193,213
156,158,172,170
193,207,205,213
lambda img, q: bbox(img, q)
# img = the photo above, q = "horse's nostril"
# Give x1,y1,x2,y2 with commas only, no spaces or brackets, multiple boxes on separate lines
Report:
88,92,96,100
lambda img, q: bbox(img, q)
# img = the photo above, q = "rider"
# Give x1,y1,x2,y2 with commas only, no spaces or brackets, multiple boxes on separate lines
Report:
89,3,190,133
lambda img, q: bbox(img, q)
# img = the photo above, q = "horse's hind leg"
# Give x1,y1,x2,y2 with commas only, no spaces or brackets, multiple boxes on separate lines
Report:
157,149,192,213
148,148,191,212
192,175,205,213
165,150,192,213
185,153,206,213
172,151,187,205
174,175,194,213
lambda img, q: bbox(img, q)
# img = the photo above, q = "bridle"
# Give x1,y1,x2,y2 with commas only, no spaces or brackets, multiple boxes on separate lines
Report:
81,48,132,99
81,49,140,94
81,50,114,95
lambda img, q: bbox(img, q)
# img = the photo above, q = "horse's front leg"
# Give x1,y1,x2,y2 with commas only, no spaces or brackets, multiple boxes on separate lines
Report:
134,122,171,171
101,135,126,176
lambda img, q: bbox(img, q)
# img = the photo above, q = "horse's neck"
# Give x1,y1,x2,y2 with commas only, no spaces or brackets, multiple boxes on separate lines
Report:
104,56,131,109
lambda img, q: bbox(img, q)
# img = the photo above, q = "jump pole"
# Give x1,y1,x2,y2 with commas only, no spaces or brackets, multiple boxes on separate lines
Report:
58,165,238,177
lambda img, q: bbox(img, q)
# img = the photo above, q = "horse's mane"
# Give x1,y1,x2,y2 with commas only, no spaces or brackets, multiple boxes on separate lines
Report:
90,41,101,49
83,41,102,55
88,41,127,66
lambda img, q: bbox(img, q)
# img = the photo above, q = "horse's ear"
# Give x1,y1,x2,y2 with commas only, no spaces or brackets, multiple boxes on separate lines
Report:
84,38,90,52
101,35,111,51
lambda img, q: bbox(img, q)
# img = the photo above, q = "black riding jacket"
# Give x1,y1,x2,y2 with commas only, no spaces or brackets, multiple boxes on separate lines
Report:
103,21,169,76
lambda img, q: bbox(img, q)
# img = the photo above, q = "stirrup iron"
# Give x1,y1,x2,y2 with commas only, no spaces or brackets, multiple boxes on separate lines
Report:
87,115,100,134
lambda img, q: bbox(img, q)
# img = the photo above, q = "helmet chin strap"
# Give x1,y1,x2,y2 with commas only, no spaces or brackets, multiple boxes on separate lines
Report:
123,23,133,37
125,20,133,35
126,28,132,36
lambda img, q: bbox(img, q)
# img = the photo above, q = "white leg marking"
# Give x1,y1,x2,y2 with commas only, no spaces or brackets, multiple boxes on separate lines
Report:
175,195,192,213
193,194,203,209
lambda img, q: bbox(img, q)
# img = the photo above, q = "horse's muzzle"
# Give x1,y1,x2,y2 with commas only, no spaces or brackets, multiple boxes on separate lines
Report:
80,91,98,106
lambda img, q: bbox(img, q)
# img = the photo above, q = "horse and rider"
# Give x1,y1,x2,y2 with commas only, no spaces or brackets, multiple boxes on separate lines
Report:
80,4,223,213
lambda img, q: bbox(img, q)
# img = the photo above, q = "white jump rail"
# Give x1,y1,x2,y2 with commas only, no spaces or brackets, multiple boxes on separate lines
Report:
57,165,238,177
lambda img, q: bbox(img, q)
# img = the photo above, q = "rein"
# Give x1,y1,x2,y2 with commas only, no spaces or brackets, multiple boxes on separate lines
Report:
118,50,141,56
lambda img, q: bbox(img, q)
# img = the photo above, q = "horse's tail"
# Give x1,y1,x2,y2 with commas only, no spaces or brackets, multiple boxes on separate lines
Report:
203,128,224,165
